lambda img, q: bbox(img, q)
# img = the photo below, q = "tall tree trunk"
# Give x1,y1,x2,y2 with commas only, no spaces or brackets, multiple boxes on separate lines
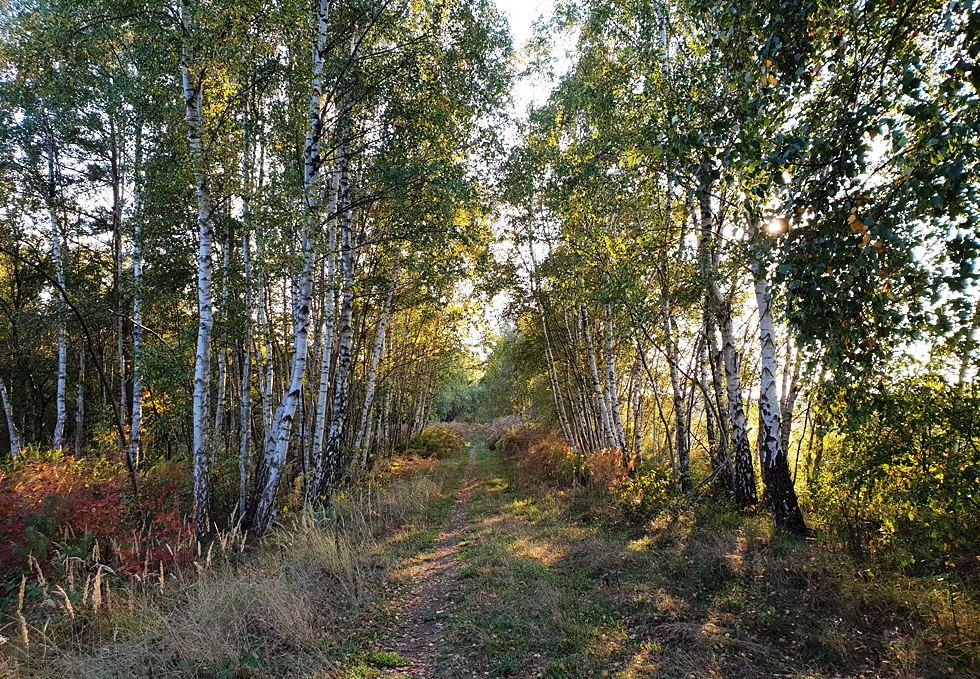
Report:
239,133,254,517
311,164,340,482
779,338,802,456
665,309,690,491
699,327,722,474
182,0,215,536
697,188,747,499
239,239,253,518
130,128,144,470
75,347,84,457
48,136,67,454
111,121,128,452
257,276,275,452
356,259,399,466
541,306,574,448
752,256,809,536
630,343,643,468
581,304,616,449
251,0,331,531
604,304,627,452
1,375,22,459
319,149,355,494
214,242,230,459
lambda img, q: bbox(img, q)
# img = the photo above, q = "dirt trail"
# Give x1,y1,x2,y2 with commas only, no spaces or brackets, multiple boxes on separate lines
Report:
386,446,477,677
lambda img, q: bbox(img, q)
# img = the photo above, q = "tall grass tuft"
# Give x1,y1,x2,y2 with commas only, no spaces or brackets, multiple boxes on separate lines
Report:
0,452,463,678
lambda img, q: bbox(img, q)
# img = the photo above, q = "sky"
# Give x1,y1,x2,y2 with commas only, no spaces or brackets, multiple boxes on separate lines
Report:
494,0,552,55
493,0,562,114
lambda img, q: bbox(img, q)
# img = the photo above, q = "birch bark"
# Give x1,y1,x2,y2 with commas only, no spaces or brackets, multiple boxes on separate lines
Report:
47,138,67,453
665,310,690,491
581,304,616,449
603,303,627,452
698,193,755,505
239,200,253,516
214,242,230,457
752,252,809,536
182,0,215,535
779,339,801,456
76,348,84,457
251,0,331,531
319,149,356,495
355,259,399,466
130,126,144,469
311,165,340,481
111,124,128,451
1,375,21,459
630,344,643,467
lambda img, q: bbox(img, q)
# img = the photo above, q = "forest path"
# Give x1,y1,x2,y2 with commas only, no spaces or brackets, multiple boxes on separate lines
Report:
364,443,950,679
384,444,478,677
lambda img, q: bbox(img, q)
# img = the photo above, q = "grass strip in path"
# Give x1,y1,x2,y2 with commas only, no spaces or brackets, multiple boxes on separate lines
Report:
381,444,479,677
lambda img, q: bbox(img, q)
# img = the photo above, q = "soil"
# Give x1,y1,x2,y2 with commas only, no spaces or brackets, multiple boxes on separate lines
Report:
385,446,477,677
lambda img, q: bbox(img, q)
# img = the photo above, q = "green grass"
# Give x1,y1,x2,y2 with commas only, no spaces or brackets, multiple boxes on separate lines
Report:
366,650,412,667
424,443,980,679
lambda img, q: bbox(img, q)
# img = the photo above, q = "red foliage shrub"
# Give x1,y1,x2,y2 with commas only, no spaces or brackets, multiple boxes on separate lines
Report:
0,454,196,578
517,435,581,485
0,455,126,570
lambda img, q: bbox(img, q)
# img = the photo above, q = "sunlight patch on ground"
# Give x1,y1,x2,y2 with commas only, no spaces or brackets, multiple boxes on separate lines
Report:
506,536,564,565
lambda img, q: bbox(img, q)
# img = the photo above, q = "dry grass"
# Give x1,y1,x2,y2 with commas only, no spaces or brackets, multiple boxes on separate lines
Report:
0,450,468,678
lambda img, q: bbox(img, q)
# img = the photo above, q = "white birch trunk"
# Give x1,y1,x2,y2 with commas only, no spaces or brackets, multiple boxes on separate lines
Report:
48,143,67,454
581,304,616,449
239,118,255,515
257,277,275,451
752,253,808,535
130,133,144,470
214,243,230,456
239,230,253,518
630,344,643,466
1,375,21,459
603,303,627,452
779,339,801,456
665,310,690,491
253,257,313,531
252,0,330,529
319,151,356,494
182,0,215,535
697,190,755,506
112,126,128,452
356,259,399,464
311,165,340,480
543,312,574,448
76,347,84,457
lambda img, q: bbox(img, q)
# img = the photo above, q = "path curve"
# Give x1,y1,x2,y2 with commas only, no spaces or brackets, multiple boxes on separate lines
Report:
388,445,478,677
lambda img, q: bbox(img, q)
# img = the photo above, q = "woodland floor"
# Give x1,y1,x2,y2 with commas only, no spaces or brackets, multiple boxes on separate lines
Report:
351,442,979,679
4,442,976,679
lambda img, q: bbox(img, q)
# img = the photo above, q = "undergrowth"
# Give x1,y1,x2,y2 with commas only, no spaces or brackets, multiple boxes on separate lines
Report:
433,438,980,679
0,447,469,678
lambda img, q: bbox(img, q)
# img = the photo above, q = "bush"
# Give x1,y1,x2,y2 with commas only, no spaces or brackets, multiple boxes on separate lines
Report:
427,421,477,442
485,416,525,451
407,425,465,459
809,375,980,571
610,463,676,523
516,435,581,485
0,452,127,571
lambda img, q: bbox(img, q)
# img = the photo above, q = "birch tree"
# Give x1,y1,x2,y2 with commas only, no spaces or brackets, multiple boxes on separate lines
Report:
181,0,216,535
